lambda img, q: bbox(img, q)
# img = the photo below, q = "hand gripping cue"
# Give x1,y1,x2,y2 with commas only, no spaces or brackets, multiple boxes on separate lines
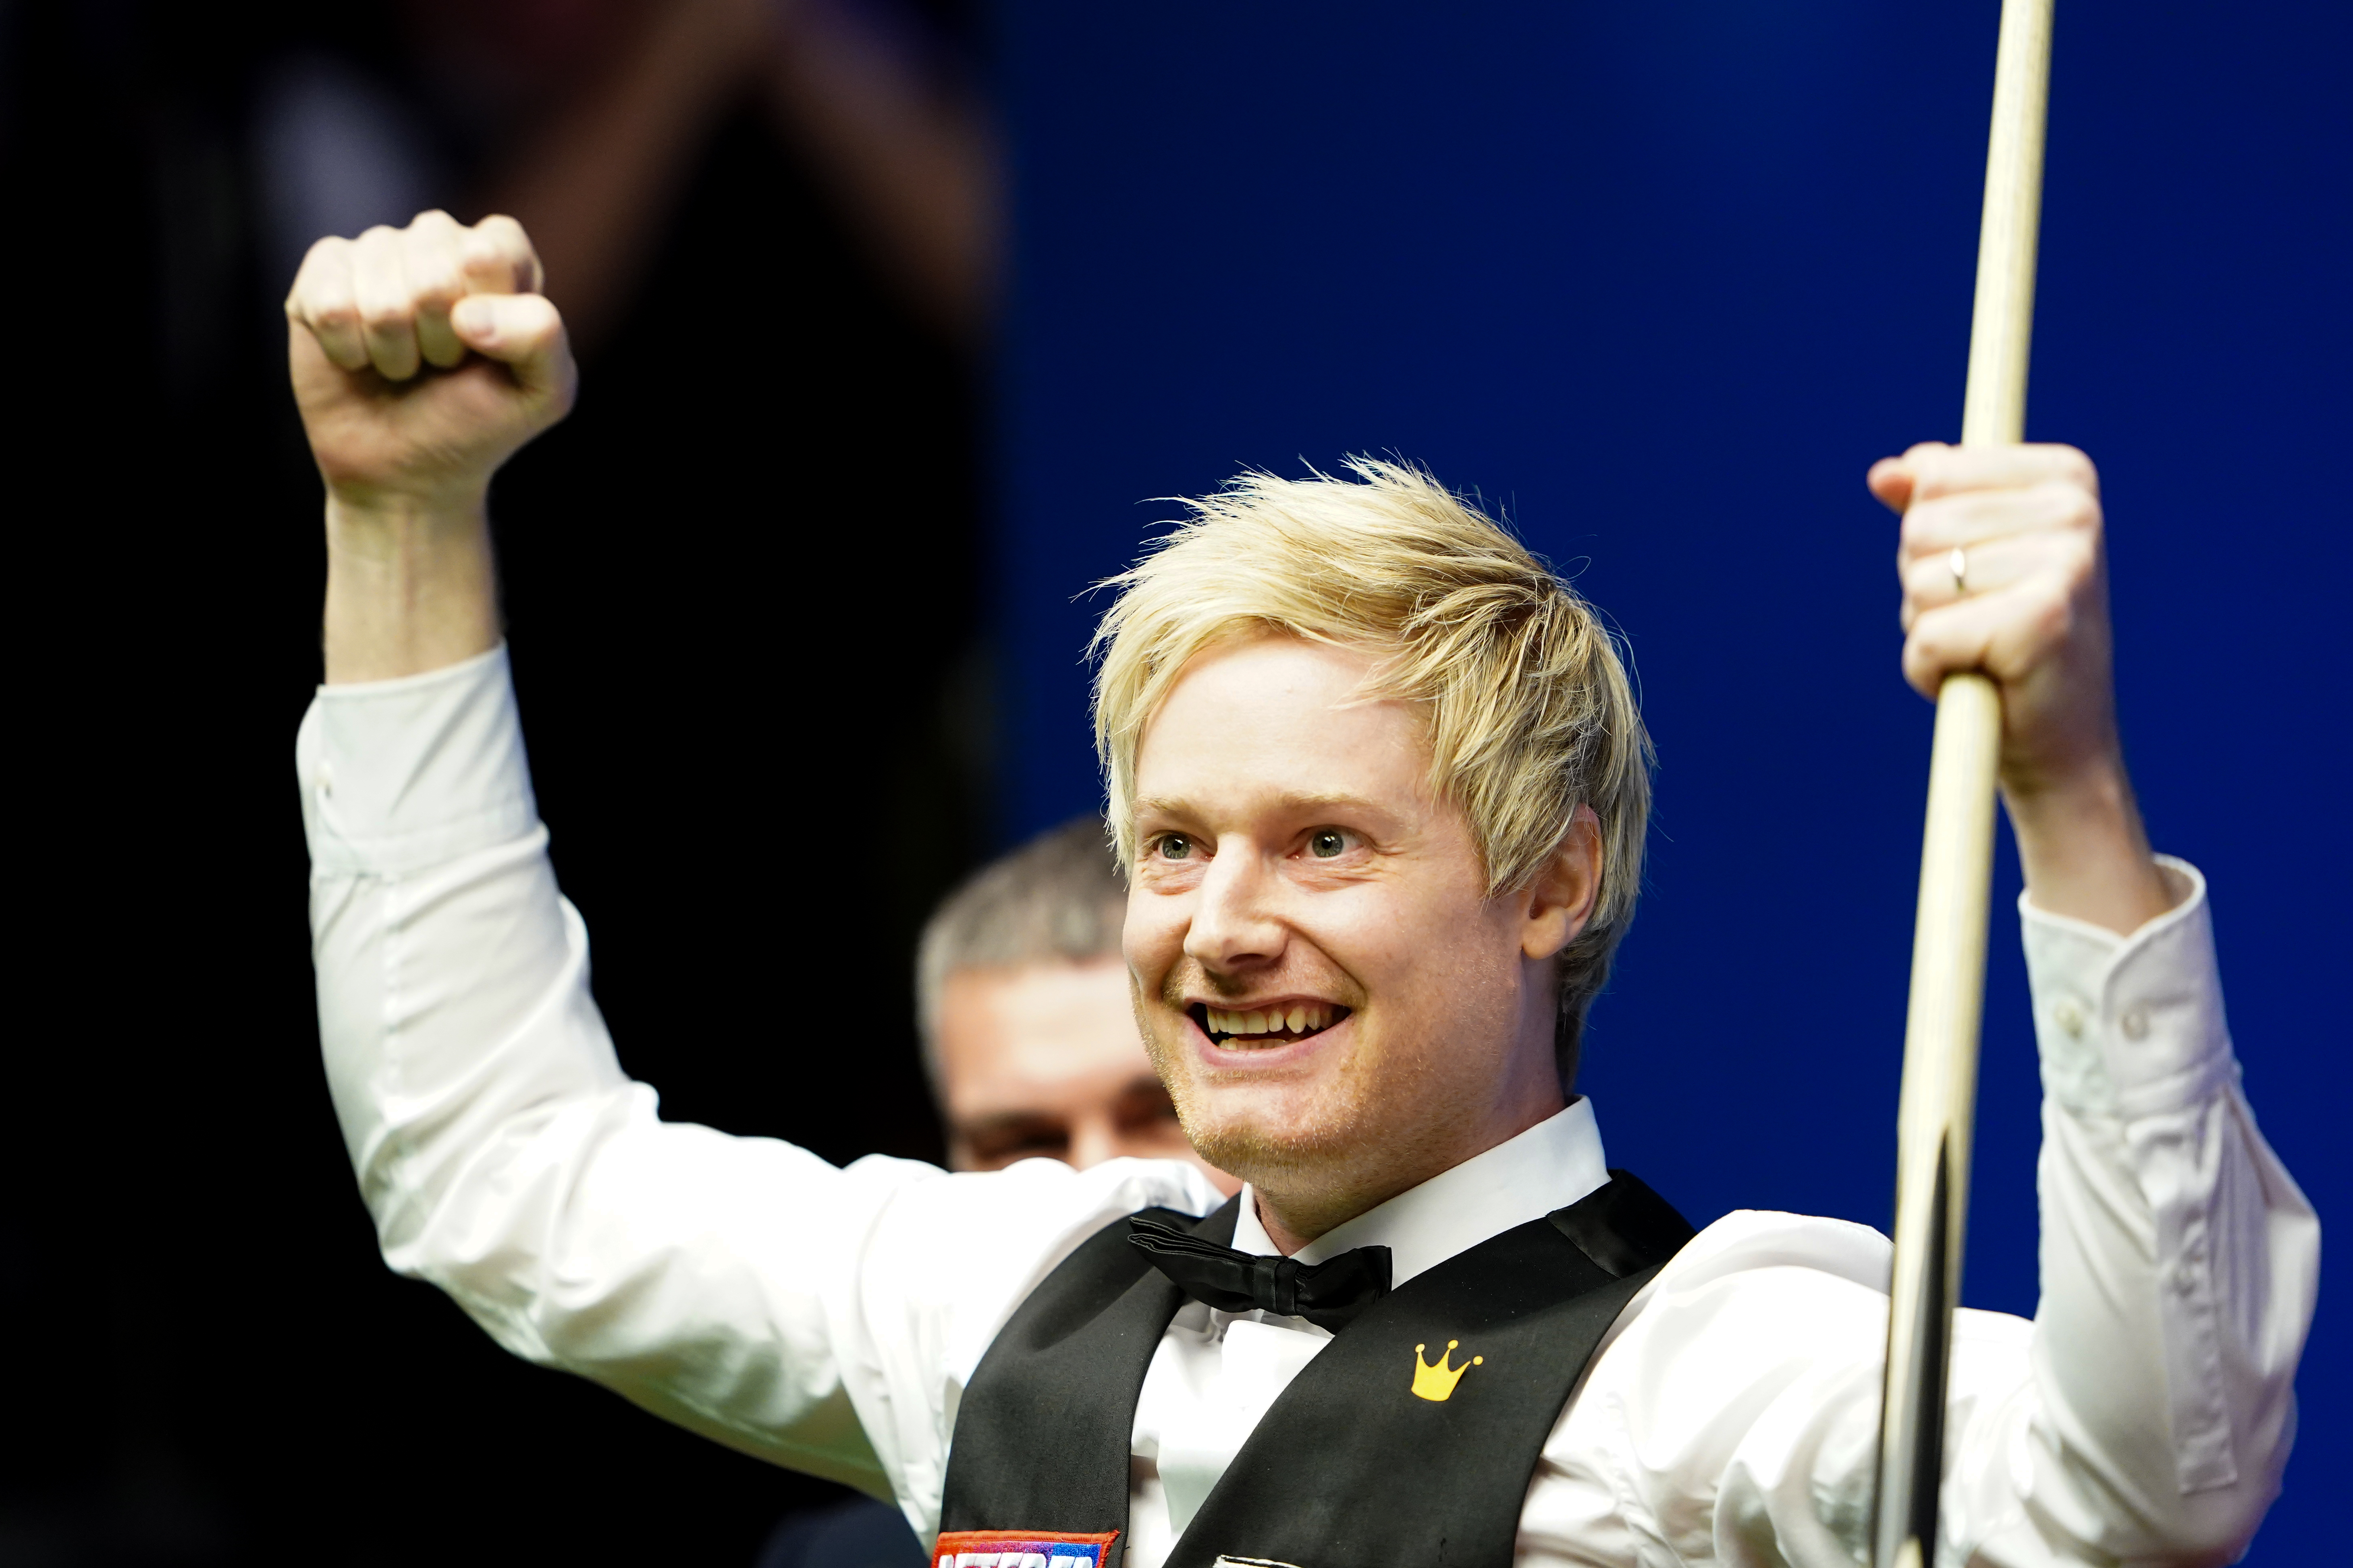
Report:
1871,1,2054,1565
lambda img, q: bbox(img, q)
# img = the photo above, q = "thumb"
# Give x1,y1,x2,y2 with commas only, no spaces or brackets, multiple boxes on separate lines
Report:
1867,456,1916,514
451,293,574,401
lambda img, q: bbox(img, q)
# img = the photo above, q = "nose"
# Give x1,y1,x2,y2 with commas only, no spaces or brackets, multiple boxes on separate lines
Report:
1184,845,1285,973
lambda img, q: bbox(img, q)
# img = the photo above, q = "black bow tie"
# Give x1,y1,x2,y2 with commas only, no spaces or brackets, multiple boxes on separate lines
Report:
1128,1213,1392,1333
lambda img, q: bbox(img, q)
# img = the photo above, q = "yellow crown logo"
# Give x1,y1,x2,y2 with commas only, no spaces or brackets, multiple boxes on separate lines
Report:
1410,1339,1483,1402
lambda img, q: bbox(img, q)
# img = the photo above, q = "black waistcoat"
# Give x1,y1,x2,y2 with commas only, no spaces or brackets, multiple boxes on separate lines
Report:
936,1170,1694,1568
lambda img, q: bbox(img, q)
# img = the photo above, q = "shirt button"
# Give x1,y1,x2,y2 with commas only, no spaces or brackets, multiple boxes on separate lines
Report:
2120,1006,2150,1041
2052,999,2086,1038
314,763,334,796
2176,1258,2201,1293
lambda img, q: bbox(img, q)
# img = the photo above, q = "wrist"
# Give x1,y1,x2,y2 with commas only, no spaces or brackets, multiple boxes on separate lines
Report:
2003,757,2175,935
322,494,501,684
324,487,490,543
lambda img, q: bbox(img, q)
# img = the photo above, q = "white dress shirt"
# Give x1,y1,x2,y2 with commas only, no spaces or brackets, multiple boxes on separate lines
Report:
298,646,2316,1567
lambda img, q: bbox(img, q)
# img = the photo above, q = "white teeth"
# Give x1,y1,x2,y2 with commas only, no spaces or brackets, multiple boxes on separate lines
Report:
1202,1003,1344,1039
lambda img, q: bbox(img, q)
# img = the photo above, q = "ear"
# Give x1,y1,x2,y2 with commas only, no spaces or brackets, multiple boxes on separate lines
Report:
1520,805,1603,961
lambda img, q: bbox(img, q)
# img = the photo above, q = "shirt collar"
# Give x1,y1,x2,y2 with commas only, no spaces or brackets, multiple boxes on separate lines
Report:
1227,1097,1610,1288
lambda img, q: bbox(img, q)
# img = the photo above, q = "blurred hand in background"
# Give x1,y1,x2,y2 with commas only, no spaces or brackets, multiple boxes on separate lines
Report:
258,0,998,355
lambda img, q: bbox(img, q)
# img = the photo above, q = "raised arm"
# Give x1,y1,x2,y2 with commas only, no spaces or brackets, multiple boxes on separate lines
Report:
1874,444,2314,1558
284,219,1218,1530
1556,448,2313,1567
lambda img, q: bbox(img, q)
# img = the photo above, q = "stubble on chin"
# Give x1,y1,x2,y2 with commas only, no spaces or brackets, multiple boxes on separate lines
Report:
1145,1006,1513,1243
1141,1016,1395,1222
1172,1064,1373,1184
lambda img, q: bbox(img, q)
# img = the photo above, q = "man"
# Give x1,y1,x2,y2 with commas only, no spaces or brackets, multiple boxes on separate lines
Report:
289,213,2312,1566
919,817,1240,1190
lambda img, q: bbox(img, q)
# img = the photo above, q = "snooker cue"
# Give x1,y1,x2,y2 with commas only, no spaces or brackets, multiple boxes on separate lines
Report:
1870,0,2055,1564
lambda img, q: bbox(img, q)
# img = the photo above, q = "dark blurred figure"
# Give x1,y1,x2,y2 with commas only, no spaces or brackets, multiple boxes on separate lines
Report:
3,0,993,1561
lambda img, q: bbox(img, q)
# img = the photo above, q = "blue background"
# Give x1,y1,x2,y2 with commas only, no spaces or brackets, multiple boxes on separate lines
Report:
993,0,2347,1555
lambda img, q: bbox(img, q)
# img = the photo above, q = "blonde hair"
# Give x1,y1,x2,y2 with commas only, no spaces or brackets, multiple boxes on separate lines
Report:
1088,458,1652,1081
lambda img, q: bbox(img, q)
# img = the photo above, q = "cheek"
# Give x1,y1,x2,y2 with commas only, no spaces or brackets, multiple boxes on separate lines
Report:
1331,877,1490,980
1347,891,1519,1029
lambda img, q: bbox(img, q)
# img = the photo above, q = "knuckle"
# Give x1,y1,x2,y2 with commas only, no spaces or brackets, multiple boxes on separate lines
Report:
410,268,464,308
1902,442,1948,491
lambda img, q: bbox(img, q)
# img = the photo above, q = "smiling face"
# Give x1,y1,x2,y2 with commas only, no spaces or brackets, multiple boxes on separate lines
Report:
1125,634,1589,1244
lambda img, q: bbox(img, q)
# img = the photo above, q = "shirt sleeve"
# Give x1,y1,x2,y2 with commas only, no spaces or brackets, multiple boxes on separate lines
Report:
1983,858,2317,1561
298,647,1220,1536
1533,859,2316,1568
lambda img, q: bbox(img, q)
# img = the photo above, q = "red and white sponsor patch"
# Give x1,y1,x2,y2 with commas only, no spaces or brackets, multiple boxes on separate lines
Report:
932,1529,1119,1568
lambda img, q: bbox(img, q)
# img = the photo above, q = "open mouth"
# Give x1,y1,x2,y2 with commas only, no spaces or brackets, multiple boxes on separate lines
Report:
1188,1001,1350,1048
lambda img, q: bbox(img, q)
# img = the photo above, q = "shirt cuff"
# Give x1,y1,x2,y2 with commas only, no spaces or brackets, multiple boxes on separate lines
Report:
2020,855,2234,1120
295,643,540,876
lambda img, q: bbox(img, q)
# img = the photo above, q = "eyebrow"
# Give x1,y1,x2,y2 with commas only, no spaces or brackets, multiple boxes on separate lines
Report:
1132,791,1405,827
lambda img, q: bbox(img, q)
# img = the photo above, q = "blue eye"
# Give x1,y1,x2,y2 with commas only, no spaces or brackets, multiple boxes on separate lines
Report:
1310,830,1346,858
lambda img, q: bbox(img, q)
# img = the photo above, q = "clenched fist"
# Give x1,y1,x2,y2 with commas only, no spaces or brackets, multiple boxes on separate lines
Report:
290,211,575,684
287,209,576,510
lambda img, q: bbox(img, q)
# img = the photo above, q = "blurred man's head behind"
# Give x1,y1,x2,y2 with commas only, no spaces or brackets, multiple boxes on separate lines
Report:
918,818,1238,1192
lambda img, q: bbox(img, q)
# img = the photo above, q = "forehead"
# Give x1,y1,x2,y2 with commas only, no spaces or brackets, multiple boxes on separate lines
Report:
1132,635,1432,821
936,960,1146,1097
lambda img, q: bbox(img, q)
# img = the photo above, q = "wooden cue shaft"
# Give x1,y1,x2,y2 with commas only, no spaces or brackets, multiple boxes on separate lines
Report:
1871,0,2054,1564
